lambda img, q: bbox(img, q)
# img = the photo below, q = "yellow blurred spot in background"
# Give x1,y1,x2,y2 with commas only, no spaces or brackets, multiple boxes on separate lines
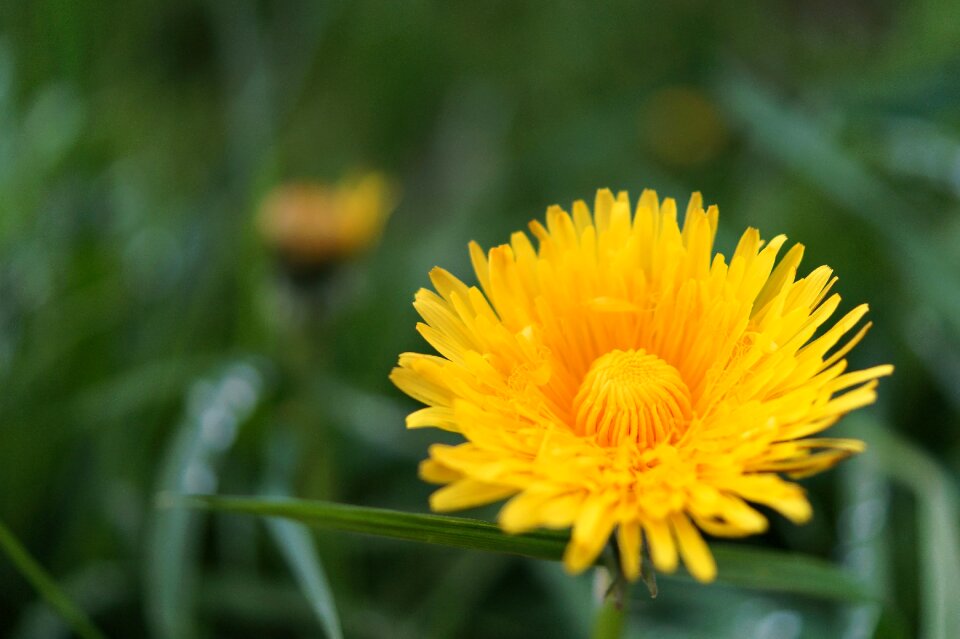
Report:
639,87,728,167
259,173,397,266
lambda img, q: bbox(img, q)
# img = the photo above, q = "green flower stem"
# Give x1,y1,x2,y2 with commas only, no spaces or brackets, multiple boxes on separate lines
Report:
0,518,107,639
591,568,630,639
591,597,627,639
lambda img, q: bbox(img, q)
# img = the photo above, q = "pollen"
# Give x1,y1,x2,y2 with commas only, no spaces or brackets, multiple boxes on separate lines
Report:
573,349,692,447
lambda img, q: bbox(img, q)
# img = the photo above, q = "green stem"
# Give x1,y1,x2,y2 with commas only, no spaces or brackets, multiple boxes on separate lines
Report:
0,518,107,639
591,568,630,639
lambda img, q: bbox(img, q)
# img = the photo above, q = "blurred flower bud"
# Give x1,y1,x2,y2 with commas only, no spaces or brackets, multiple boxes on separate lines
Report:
258,173,397,270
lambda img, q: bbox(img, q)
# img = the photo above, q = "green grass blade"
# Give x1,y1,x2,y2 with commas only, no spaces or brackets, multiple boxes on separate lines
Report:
715,70,960,334
172,494,877,603
261,431,343,639
170,494,570,562
11,563,128,639
265,519,343,639
145,361,268,639
0,519,107,639
690,545,879,603
842,416,960,639
716,69,902,233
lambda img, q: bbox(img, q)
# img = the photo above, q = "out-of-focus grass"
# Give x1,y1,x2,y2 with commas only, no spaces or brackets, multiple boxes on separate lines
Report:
0,1,958,637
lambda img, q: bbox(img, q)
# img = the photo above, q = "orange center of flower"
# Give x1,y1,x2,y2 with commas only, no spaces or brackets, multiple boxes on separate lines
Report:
573,349,692,447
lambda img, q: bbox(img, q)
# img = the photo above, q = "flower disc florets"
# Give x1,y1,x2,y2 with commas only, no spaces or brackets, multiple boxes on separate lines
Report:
574,348,692,447
391,189,892,582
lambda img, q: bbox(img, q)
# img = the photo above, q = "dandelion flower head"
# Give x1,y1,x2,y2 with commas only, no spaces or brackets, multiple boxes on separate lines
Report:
259,173,395,265
391,189,892,582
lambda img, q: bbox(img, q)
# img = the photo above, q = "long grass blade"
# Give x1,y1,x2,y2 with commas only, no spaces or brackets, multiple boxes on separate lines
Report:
171,494,877,603
694,545,879,603
716,70,960,338
265,520,343,639
145,361,267,639
843,416,960,639
170,494,569,561
261,431,342,639
0,519,106,639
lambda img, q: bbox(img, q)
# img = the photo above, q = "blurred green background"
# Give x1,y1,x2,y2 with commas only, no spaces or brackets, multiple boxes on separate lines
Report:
1,1,959,637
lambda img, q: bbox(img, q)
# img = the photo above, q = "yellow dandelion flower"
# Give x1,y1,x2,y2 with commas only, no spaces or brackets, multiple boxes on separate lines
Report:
259,173,396,265
390,189,892,583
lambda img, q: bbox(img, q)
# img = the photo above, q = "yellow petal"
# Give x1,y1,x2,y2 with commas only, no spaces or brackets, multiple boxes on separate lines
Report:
563,494,617,574
430,480,516,512
671,513,717,582
617,520,643,581
643,518,678,573
418,459,462,484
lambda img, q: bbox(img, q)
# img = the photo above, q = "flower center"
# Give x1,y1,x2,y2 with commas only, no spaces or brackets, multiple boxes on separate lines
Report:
573,349,692,447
